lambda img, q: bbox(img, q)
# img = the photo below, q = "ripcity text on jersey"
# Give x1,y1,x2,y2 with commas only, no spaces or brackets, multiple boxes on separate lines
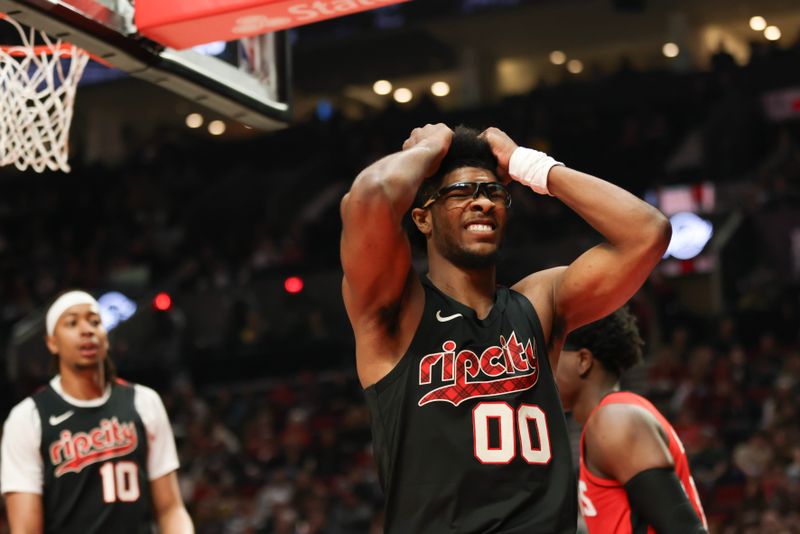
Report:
365,276,577,534
579,391,708,534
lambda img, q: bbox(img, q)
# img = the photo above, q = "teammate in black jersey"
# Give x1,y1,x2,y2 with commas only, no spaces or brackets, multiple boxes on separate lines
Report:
1,291,193,534
340,124,671,533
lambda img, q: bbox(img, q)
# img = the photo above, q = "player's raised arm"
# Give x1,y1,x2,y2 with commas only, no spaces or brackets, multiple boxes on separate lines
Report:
483,127,670,341
340,123,452,321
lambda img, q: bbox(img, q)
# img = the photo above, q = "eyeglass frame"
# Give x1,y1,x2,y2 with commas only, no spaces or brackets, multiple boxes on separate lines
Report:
421,180,512,209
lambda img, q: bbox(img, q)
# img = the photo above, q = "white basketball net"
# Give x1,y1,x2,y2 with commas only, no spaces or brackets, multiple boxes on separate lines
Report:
0,13,89,173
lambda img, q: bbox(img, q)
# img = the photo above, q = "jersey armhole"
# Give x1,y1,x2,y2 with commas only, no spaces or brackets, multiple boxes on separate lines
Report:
363,283,429,395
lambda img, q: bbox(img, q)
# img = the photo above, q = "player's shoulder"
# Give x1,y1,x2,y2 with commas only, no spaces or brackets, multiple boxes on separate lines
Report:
587,401,658,449
128,381,163,402
510,266,567,343
4,397,38,426
114,377,164,404
511,266,567,296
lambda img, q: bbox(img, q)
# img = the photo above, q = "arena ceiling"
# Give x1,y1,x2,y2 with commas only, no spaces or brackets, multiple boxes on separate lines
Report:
290,0,800,116
42,0,800,145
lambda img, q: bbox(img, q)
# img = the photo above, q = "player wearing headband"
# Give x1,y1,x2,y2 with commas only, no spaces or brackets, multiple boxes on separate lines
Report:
340,124,671,533
1,291,194,534
556,307,707,533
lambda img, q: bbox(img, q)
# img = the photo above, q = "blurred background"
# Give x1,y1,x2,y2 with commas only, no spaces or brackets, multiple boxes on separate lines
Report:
1,0,800,532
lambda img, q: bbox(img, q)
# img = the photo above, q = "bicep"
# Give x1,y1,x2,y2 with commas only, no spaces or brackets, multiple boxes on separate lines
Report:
135,387,180,480
554,241,658,332
5,493,43,534
150,472,194,534
150,471,182,516
340,190,413,315
587,406,673,484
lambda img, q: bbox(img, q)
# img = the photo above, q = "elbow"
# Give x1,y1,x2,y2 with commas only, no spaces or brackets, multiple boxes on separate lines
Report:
343,170,397,218
647,209,672,258
347,169,387,202
340,173,387,225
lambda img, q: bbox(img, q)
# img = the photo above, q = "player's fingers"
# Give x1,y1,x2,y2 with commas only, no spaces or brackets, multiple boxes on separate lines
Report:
403,127,421,149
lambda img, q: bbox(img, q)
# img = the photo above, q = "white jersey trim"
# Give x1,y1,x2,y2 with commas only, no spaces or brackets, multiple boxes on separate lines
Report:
1,397,43,495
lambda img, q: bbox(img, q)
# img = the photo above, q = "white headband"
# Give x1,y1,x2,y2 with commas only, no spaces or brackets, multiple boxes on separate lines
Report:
46,291,100,336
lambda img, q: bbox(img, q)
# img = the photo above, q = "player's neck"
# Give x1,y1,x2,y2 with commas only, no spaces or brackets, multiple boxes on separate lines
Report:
59,366,106,400
574,379,620,425
427,261,496,319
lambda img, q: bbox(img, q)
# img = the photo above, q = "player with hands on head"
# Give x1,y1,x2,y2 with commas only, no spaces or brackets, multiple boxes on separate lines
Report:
556,306,708,534
340,123,671,533
1,290,194,534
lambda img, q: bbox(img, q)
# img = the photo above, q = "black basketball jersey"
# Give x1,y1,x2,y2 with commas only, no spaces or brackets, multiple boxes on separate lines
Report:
32,379,152,534
365,276,577,534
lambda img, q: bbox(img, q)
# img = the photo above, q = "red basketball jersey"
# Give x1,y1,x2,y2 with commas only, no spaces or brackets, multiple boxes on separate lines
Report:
578,392,707,534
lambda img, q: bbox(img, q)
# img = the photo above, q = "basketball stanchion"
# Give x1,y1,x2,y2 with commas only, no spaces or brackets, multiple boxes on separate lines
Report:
0,12,89,173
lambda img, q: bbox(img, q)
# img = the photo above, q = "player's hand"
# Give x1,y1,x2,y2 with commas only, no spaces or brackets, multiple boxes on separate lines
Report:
480,127,518,184
402,123,453,177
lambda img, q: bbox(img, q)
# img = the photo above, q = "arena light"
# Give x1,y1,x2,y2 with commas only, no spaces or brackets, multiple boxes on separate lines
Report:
97,292,137,332
566,59,583,74
663,212,713,260
373,80,392,95
393,87,413,103
549,50,566,65
316,99,334,122
208,119,226,135
662,42,680,58
193,41,226,56
764,25,782,41
284,276,304,294
185,113,203,128
153,292,173,312
431,81,450,97
749,16,767,31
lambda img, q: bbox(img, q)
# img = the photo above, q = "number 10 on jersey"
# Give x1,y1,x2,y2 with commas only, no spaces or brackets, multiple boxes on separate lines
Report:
472,402,552,464
100,461,140,503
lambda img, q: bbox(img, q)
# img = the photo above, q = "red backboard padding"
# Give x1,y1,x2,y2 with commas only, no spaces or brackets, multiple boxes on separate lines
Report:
135,0,409,49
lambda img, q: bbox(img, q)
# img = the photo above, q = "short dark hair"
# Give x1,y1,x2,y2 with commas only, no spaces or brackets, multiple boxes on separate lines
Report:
413,125,498,208
564,306,644,376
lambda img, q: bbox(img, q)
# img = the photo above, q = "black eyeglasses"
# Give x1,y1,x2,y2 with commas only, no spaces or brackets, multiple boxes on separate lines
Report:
422,181,512,209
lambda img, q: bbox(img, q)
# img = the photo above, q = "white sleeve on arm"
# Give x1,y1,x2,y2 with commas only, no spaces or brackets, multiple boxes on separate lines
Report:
134,385,180,481
1,398,43,495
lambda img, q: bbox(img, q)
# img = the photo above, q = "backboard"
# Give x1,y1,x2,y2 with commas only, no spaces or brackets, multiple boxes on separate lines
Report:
0,0,291,130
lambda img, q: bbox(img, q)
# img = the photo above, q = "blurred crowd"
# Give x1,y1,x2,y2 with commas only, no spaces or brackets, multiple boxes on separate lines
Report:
0,29,799,534
167,372,383,534
639,317,800,532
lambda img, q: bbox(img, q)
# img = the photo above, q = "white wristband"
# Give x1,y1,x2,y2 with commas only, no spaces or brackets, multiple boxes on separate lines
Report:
508,146,563,196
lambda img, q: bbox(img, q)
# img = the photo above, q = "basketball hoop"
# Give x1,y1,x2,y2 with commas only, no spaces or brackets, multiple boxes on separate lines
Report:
0,12,89,173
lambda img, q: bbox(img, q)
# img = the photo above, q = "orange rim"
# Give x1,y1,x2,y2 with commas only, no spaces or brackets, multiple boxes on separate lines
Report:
0,43,79,57
0,12,111,66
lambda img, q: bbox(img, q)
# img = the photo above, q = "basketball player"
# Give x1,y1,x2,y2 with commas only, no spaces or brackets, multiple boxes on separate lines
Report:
340,123,671,533
1,291,194,534
556,307,708,533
